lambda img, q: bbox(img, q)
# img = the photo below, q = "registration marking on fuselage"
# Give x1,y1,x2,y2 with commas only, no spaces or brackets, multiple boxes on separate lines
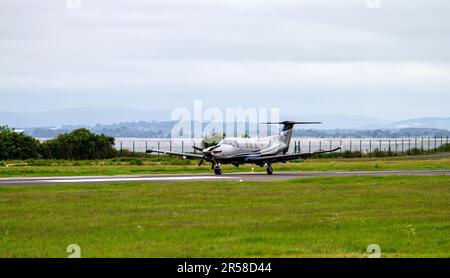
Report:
46,176,235,183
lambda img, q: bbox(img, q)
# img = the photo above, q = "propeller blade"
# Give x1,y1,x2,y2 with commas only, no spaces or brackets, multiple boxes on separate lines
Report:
198,159,204,166
193,146,204,152
204,145,219,153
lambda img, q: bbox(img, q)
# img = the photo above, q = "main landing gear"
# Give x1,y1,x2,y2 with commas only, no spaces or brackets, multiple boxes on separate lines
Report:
266,163,273,175
212,163,273,175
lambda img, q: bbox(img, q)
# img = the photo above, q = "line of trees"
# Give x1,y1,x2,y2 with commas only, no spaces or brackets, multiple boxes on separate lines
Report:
0,126,116,160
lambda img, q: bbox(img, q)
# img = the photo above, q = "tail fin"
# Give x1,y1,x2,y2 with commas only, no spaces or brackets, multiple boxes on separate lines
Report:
262,121,321,153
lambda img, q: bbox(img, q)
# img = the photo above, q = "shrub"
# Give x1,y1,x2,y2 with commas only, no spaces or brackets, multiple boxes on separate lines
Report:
341,150,362,158
129,158,144,165
371,148,388,157
201,133,224,149
437,143,450,152
406,148,423,156
40,128,116,160
0,125,41,160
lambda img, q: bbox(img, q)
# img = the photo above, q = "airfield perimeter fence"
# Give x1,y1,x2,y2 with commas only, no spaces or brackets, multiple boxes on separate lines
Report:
114,137,450,158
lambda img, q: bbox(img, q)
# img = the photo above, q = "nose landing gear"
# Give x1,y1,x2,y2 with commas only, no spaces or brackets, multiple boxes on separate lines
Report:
213,164,222,175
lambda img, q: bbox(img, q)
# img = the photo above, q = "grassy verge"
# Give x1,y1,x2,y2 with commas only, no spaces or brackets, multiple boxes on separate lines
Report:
0,175,449,257
0,156,449,177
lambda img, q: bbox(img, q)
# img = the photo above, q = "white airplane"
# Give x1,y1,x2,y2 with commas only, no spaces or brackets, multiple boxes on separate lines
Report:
146,121,341,175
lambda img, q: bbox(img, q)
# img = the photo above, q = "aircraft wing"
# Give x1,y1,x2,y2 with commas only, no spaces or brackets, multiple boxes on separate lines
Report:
146,149,206,159
244,147,341,164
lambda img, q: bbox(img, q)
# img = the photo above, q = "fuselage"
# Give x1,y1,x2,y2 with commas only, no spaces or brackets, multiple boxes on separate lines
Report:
208,135,287,163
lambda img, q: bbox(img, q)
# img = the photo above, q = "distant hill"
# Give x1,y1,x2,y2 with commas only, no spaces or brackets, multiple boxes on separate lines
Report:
294,128,450,138
0,107,170,127
1,107,449,134
281,114,392,129
18,122,450,139
1,107,391,129
387,117,450,130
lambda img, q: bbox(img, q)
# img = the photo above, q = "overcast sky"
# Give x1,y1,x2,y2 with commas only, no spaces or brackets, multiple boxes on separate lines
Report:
1,0,450,120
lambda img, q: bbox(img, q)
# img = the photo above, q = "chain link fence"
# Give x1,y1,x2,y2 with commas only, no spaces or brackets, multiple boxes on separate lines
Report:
115,137,450,157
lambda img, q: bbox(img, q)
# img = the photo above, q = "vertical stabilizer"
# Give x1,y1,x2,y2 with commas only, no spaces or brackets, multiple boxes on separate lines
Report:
262,121,322,153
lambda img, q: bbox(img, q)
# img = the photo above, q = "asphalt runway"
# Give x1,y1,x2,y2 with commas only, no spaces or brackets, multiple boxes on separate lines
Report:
0,169,449,186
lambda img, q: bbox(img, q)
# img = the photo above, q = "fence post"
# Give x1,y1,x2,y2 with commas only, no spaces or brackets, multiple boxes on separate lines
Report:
360,140,362,157
395,140,398,155
428,137,430,152
402,139,404,154
369,140,372,157
157,141,160,156
379,140,382,152
145,142,148,157
181,140,184,153
388,139,391,155
421,137,424,152
415,138,417,149
330,140,332,157
170,141,172,152
120,141,123,151
133,141,135,152
309,141,311,153
349,140,352,152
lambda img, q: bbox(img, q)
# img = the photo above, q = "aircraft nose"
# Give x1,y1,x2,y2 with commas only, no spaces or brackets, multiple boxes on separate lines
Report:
212,145,235,156
212,147,223,154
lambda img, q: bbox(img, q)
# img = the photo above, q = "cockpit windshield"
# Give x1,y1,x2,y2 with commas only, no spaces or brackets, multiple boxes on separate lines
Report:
220,140,234,145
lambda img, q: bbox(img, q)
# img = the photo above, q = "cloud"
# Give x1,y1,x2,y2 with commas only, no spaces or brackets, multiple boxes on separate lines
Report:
0,0,449,119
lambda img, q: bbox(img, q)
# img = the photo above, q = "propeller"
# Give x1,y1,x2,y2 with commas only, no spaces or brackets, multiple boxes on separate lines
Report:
198,158,205,166
194,145,219,166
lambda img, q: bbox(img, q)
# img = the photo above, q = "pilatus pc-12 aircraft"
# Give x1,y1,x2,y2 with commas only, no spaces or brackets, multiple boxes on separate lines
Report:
146,121,341,175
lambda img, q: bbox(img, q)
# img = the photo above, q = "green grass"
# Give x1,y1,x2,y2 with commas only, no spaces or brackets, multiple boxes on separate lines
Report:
0,175,449,257
0,156,449,177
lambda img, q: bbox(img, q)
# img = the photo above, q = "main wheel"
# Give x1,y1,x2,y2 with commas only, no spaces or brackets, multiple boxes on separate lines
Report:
266,164,273,175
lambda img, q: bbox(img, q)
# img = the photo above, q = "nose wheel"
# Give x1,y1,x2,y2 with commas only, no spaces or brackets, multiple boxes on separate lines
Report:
213,165,222,175
266,163,273,175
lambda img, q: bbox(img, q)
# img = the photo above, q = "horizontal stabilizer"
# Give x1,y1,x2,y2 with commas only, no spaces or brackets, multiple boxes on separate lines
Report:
261,121,322,125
